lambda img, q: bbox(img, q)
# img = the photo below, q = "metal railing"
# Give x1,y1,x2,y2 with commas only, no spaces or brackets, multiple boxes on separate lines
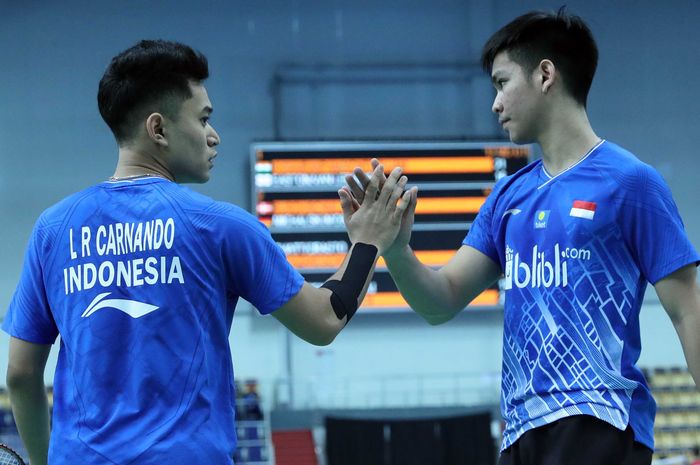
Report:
270,371,501,410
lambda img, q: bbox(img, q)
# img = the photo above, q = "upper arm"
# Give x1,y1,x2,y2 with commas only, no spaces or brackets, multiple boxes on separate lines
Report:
4,219,59,344
655,264,700,323
439,245,502,311
271,282,345,346
217,211,305,315
7,337,51,385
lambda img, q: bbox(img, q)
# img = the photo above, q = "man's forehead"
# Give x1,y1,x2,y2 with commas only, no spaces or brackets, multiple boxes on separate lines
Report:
187,81,208,97
184,82,212,110
492,52,514,73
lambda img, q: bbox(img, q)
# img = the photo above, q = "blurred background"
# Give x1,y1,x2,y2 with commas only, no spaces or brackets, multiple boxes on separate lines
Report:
1,1,699,464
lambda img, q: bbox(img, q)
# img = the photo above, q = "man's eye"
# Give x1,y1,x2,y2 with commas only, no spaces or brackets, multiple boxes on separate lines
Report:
201,117,209,126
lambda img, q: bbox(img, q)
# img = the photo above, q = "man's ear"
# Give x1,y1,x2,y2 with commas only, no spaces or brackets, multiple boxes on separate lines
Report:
538,59,556,94
145,113,168,147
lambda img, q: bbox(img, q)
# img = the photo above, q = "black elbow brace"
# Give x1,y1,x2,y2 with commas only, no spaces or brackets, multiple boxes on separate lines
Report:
321,242,378,323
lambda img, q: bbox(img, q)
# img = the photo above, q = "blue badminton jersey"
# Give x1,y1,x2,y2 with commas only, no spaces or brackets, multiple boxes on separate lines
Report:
465,140,699,451
3,177,304,464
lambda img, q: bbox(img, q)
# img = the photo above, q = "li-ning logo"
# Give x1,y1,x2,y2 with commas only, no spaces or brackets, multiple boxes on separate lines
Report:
81,292,159,319
502,208,522,219
503,244,592,290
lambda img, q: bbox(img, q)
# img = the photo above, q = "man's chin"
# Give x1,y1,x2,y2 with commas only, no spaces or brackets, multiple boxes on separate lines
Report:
508,132,534,145
175,173,210,184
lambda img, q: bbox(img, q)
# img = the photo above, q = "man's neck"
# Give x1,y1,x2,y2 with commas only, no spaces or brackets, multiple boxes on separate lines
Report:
112,146,174,181
538,106,601,177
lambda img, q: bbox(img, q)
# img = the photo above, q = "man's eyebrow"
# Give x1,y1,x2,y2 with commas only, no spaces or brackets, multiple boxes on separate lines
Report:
202,106,213,114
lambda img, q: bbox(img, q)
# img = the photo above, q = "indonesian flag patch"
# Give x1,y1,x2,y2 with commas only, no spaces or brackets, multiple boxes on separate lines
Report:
570,200,596,220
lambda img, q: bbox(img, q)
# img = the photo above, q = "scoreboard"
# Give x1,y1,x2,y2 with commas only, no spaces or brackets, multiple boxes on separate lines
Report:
251,141,531,311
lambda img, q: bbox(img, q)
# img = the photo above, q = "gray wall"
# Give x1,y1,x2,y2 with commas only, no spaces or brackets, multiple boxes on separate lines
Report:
1,1,698,396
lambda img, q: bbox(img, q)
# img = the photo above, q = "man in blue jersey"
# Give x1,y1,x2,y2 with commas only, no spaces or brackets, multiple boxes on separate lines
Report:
346,9,700,465
3,40,416,465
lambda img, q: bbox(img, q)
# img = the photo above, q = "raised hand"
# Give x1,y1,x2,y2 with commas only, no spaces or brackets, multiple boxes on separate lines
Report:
343,159,418,257
338,164,414,255
344,158,384,208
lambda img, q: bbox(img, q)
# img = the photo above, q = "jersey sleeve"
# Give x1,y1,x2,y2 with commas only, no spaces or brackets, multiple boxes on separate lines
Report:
219,209,304,315
463,180,503,266
617,164,699,284
2,217,59,344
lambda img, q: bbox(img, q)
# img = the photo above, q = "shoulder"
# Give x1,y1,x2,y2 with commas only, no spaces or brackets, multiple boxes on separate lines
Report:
590,141,678,217
171,185,271,238
41,185,99,219
34,185,103,237
589,142,675,210
591,140,666,189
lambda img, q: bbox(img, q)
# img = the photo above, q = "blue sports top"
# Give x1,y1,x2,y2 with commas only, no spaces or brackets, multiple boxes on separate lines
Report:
3,177,304,464
464,140,699,451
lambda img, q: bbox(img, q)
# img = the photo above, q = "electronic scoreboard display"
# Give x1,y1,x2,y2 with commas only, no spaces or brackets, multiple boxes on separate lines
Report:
251,141,531,311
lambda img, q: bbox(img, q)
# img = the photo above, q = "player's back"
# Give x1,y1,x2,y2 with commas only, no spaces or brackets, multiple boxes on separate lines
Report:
27,177,240,464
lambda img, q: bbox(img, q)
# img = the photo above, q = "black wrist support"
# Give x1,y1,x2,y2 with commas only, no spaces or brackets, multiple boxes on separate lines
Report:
321,242,378,323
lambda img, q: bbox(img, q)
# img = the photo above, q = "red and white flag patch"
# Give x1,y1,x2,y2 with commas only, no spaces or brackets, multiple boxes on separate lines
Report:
570,200,596,220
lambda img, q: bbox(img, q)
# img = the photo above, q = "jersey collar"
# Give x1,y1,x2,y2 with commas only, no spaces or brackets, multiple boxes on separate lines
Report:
537,139,606,190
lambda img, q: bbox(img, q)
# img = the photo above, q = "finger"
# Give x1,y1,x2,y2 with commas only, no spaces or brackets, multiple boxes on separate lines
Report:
387,175,408,209
405,186,419,219
393,192,411,221
339,186,361,212
338,189,356,222
373,159,388,185
355,163,387,201
377,166,402,205
374,165,389,201
345,174,365,204
353,166,372,191
363,164,383,206
393,186,418,221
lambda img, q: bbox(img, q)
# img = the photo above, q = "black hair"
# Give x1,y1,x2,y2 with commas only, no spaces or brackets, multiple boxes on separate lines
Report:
481,7,598,106
97,40,209,143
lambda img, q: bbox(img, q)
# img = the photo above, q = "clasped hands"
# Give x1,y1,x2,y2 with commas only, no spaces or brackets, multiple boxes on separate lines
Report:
338,158,418,256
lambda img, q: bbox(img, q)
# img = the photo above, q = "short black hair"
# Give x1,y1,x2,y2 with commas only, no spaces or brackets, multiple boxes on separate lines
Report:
98,40,209,143
481,8,598,107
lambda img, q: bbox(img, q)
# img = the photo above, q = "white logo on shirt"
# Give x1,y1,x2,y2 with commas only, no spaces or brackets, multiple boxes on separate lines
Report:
505,244,567,289
81,292,159,319
504,244,593,290
502,208,522,219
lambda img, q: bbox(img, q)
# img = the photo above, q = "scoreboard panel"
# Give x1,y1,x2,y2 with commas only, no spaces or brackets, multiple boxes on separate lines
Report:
251,141,531,311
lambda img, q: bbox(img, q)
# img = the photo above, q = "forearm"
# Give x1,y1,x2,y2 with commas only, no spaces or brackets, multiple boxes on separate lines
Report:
656,265,700,387
384,245,463,324
312,242,379,341
670,304,700,387
275,243,379,345
8,376,50,465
